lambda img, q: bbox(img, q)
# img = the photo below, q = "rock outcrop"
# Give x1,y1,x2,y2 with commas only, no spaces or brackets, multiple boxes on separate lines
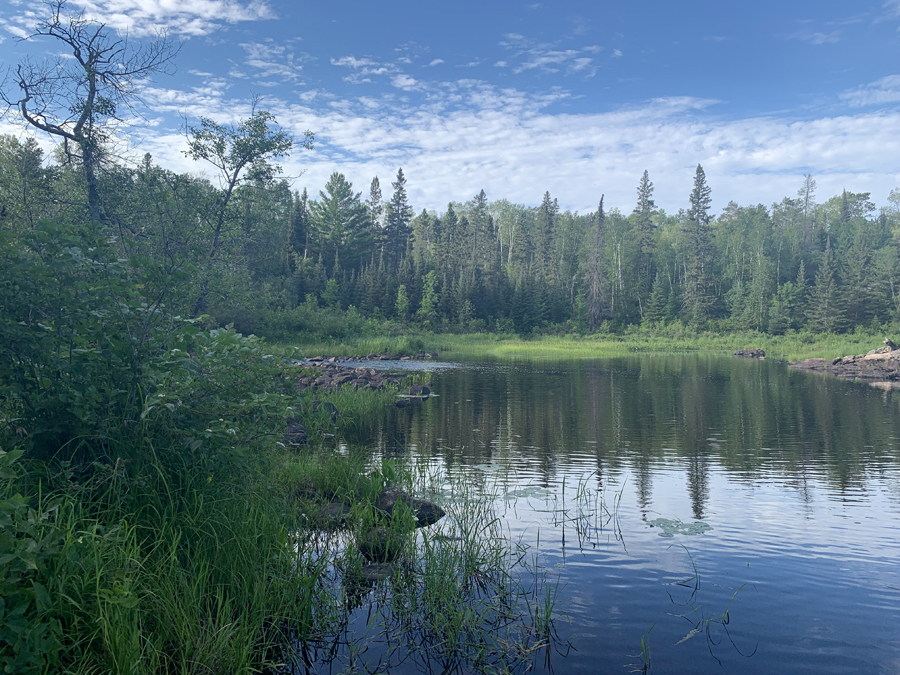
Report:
291,361,405,394
789,342,900,388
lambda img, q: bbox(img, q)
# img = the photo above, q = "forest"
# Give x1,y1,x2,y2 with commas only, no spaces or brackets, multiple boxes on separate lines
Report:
3,129,898,343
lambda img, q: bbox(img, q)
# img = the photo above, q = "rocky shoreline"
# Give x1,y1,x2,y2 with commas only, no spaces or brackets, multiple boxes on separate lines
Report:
289,351,437,394
789,340,900,390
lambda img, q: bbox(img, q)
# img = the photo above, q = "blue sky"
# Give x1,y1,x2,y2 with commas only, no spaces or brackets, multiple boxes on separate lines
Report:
2,0,900,214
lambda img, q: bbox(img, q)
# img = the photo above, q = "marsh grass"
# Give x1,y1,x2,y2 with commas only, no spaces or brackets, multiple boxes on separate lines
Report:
284,459,568,675
274,326,894,363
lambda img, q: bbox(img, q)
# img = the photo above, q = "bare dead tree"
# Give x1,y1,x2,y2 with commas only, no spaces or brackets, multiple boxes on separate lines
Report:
1,0,178,222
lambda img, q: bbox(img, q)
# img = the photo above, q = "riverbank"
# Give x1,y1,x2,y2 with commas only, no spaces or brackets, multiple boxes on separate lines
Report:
273,328,893,363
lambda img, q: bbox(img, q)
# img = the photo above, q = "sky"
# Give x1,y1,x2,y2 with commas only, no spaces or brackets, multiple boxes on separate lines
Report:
2,0,900,215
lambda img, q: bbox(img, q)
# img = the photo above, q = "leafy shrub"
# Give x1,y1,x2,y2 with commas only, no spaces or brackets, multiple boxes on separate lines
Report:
0,448,63,674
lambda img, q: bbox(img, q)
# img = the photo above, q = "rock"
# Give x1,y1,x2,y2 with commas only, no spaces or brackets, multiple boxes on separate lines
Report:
734,349,766,359
375,487,446,528
407,384,431,397
312,502,351,529
790,351,900,386
283,418,307,446
358,526,408,562
358,562,397,582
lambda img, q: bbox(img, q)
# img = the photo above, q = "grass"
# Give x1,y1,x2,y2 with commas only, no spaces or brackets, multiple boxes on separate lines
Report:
271,326,895,363
2,417,565,674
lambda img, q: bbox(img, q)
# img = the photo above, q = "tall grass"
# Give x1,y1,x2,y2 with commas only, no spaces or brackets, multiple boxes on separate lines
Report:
274,324,894,363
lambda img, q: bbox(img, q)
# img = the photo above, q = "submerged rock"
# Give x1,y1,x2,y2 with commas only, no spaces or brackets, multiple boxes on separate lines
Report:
375,487,446,528
734,349,766,359
358,526,408,562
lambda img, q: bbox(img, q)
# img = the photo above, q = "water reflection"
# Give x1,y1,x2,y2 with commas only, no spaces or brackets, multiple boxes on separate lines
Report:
354,355,900,501
337,355,900,674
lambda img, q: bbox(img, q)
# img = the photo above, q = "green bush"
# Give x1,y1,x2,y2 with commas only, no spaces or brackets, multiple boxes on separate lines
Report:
0,448,63,674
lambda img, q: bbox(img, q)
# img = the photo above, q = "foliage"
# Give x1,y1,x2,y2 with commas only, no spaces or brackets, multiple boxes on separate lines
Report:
0,448,63,674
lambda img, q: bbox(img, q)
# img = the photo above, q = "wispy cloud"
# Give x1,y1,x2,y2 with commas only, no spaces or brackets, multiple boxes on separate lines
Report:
499,33,601,77
237,41,312,81
426,59,444,67
840,75,900,106
331,55,424,92
135,76,900,216
790,29,841,44
29,0,272,37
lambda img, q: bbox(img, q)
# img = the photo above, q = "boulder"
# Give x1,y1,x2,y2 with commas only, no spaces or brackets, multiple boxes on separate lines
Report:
358,526,408,562
734,349,766,359
283,418,307,446
375,487,446,528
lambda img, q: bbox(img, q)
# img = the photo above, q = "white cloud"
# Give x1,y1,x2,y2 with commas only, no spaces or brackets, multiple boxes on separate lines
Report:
136,78,900,215
69,0,271,36
611,49,623,58
331,55,400,84
0,0,271,39
391,74,419,91
500,33,600,77
427,59,444,67
840,75,900,107
239,41,310,81
790,29,841,44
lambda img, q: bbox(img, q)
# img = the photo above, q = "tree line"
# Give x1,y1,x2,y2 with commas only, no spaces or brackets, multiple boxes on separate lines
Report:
2,130,899,338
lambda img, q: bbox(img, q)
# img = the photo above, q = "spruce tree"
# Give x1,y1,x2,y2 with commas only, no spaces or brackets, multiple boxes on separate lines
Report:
807,237,845,333
384,168,413,267
682,164,715,325
585,196,610,329
286,188,310,270
633,170,657,301
367,176,384,252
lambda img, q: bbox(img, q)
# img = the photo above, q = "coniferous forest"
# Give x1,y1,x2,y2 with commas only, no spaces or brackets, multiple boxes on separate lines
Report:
3,126,897,341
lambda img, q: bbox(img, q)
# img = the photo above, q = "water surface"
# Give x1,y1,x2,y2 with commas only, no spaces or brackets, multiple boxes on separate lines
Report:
342,354,900,674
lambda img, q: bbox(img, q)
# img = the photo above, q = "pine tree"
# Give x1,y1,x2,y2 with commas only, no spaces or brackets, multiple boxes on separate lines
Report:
395,284,410,319
633,170,657,303
682,164,715,325
384,168,413,267
286,188,310,271
644,271,669,324
533,191,557,279
807,237,845,333
366,176,384,252
585,196,610,329
310,173,369,272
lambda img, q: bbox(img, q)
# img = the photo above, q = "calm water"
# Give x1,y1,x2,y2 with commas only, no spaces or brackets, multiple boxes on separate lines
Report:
342,354,900,674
